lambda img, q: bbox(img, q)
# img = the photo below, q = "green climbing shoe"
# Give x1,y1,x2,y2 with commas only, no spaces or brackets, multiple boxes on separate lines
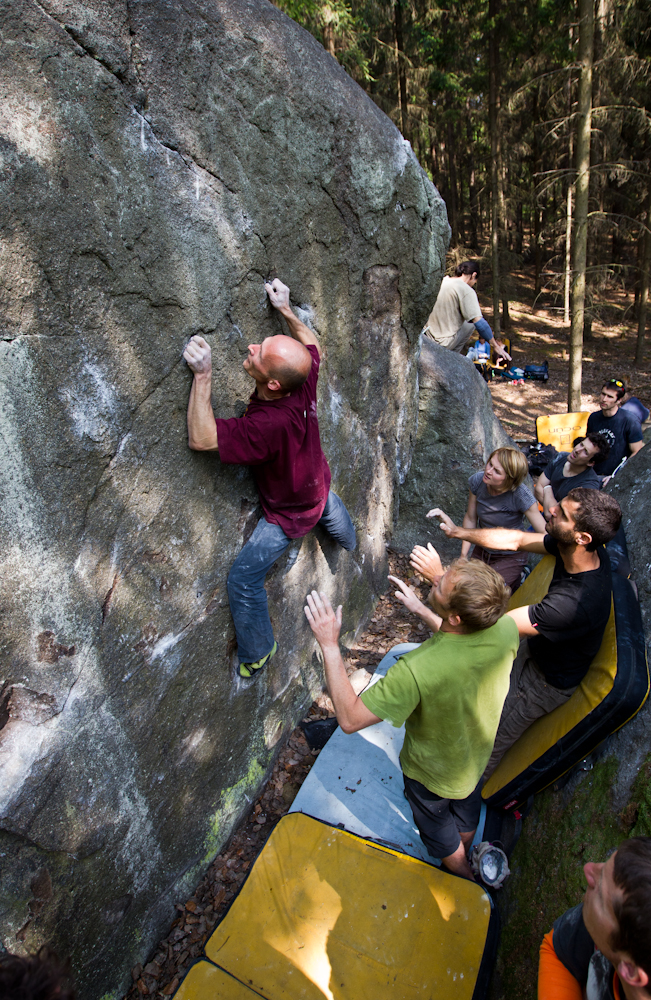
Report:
239,641,277,679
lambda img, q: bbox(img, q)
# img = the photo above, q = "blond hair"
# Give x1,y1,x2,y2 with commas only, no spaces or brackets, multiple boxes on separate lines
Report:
487,447,529,491
438,559,511,632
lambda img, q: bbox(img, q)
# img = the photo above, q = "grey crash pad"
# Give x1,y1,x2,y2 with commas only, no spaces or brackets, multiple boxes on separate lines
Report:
290,643,486,864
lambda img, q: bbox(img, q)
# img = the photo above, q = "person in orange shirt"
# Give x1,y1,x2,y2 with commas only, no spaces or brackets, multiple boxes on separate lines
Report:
538,837,651,1000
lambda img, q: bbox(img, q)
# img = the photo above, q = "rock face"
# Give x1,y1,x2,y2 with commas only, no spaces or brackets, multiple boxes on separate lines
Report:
0,1,448,995
392,337,513,562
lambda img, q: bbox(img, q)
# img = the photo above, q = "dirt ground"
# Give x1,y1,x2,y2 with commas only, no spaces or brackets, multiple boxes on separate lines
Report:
123,266,649,999
481,269,651,442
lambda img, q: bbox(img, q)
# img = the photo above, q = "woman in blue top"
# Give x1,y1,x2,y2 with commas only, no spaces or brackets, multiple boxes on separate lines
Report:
455,447,545,592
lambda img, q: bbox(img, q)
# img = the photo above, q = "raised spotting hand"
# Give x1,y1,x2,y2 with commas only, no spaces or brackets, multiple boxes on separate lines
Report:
304,590,342,649
409,542,444,583
388,575,428,616
426,507,458,537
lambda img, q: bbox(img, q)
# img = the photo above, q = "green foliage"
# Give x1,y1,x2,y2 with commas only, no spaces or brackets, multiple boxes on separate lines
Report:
628,752,651,837
271,0,651,333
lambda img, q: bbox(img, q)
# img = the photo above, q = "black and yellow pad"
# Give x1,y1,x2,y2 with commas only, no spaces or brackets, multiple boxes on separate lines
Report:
191,812,497,1000
483,532,649,810
536,411,590,450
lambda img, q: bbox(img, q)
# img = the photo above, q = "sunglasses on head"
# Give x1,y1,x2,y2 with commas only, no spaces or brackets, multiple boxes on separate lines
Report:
605,379,624,388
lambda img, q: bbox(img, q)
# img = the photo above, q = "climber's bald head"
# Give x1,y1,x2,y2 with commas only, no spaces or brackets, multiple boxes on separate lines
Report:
243,336,312,395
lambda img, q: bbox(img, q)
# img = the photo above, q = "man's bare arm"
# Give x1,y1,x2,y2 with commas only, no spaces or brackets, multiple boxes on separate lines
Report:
525,502,548,534
304,591,381,734
629,440,644,457
427,508,548,554
184,336,219,452
388,575,442,632
265,280,322,357
534,470,550,506
461,491,478,559
507,605,539,637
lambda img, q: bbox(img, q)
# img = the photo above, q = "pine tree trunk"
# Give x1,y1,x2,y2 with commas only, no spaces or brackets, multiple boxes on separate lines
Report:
532,89,543,301
568,0,594,412
394,1,409,140
635,186,651,367
323,17,335,57
489,0,501,334
565,29,575,327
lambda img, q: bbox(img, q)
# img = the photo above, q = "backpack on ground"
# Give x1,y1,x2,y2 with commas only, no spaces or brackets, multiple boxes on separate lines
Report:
524,361,549,381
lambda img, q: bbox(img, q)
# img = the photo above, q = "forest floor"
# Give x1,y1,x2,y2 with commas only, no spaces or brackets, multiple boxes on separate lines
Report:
123,266,648,1000
478,268,651,441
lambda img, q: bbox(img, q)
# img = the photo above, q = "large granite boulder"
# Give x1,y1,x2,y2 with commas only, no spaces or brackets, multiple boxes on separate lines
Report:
392,337,514,562
0,1,448,995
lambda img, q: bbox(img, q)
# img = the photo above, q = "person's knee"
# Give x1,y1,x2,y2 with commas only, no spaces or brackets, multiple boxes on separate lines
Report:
227,564,250,599
226,569,240,598
342,528,357,552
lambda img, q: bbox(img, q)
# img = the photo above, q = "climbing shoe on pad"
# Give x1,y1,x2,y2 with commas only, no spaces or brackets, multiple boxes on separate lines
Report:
239,641,277,679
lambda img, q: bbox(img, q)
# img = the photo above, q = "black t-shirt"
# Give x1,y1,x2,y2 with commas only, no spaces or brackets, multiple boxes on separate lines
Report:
586,408,643,475
552,904,617,1000
546,453,602,500
527,536,612,688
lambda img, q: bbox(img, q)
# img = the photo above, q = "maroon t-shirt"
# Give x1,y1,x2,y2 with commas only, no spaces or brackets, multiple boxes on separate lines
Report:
216,345,331,538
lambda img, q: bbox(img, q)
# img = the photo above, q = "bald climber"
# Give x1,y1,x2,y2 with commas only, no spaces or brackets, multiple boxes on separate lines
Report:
184,279,356,680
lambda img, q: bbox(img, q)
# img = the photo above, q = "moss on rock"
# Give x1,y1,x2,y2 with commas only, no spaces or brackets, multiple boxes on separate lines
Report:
626,752,651,838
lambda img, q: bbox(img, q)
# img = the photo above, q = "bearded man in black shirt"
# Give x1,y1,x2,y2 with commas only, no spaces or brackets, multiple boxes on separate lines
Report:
415,487,622,774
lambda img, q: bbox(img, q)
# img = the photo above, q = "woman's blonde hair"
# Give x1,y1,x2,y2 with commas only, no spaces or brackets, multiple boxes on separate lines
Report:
487,447,529,491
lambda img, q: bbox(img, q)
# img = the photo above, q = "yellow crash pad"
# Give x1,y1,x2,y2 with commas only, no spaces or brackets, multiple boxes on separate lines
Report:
205,812,491,1000
536,411,590,451
483,554,616,799
174,960,261,999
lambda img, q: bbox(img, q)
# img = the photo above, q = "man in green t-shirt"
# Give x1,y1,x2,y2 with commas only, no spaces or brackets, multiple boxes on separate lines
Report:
304,553,519,880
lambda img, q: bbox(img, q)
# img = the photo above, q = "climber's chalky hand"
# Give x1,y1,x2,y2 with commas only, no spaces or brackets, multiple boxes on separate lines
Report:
183,335,212,376
265,279,291,312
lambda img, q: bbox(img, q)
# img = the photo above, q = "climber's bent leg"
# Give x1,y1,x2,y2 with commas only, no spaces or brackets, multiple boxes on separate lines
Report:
318,490,356,551
227,518,290,664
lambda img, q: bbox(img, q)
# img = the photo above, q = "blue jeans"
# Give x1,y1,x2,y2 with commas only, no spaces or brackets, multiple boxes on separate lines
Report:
227,491,356,664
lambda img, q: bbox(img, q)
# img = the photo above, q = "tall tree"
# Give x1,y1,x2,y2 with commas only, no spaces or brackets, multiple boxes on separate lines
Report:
488,0,502,334
568,0,594,412
635,185,651,366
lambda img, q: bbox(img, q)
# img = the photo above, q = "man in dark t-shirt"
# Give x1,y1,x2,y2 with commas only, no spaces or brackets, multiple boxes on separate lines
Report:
535,433,608,519
538,837,651,1000
183,279,356,679
587,380,644,478
418,487,621,774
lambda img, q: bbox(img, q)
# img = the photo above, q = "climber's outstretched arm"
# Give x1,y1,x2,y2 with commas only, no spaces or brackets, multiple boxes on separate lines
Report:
184,336,219,452
265,279,322,357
